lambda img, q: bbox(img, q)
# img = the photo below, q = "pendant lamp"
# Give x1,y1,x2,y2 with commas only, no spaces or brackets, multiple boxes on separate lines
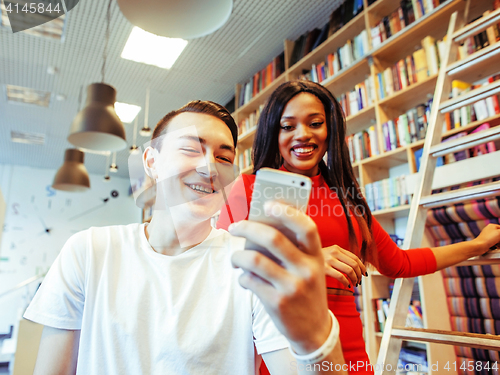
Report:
139,88,152,137
52,149,91,192
67,0,126,152
117,0,233,39
104,153,111,181
110,152,118,172
129,116,141,154
68,83,126,151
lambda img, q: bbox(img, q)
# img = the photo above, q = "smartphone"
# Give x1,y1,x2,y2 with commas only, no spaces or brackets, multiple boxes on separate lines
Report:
244,168,312,264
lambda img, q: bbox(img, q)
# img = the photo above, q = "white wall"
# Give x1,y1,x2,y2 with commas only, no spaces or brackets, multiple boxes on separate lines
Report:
0,164,141,333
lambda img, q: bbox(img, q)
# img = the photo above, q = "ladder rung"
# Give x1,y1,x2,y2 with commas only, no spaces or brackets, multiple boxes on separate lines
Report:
439,80,500,114
457,250,500,266
391,327,500,350
447,42,500,77
453,8,500,43
419,181,500,208
429,126,500,157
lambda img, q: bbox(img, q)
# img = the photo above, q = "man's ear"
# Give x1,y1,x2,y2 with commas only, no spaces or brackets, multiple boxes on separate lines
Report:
143,146,159,181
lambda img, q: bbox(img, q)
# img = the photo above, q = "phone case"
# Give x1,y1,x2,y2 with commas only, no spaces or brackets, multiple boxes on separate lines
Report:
244,168,312,264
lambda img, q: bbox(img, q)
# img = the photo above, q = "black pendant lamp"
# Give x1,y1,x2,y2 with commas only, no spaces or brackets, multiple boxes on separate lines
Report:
68,0,126,152
139,88,152,137
52,149,91,192
68,83,126,151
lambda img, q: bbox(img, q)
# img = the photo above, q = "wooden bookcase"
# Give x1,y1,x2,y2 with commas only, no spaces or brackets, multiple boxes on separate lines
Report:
230,0,499,367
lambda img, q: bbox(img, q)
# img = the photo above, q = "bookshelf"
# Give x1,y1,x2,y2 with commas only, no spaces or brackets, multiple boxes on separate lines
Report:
231,0,500,368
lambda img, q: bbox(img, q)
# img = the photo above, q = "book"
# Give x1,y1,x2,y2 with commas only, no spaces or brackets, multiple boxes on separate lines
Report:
421,35,439,76
413,48,428,82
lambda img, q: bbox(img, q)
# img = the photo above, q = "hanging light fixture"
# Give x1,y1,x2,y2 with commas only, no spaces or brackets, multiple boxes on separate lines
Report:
104,153,111,181
67,0,127,152
139,88,152,137
52,149,91,192
117,0,232,39
110,152,118,172
129,116,141,154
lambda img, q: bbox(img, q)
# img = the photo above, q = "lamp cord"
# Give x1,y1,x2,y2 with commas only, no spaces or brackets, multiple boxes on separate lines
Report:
102,0,112,83
77,85,84,110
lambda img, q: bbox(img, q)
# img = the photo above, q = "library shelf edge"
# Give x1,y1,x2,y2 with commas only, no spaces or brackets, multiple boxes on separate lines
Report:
346,105,376,135
371,204,411,220
377,74,438,113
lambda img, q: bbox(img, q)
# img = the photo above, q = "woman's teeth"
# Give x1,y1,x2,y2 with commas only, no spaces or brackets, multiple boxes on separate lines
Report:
189,184,214,194
293,147,315,154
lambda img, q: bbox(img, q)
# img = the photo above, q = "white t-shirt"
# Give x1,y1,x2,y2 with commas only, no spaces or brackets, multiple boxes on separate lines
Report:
24,223,289,375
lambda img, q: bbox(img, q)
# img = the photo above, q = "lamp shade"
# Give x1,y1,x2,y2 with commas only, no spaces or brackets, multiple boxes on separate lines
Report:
52,149,91,192
68,83,127,152
117,0,233,39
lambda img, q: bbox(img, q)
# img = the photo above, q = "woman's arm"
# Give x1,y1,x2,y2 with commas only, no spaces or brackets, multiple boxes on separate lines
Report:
431,223,500,270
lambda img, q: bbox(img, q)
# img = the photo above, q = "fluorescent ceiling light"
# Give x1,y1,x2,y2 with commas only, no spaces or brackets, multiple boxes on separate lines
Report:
11,130,45,145
115,102,141,123
121,27,188,69
6,85,51,107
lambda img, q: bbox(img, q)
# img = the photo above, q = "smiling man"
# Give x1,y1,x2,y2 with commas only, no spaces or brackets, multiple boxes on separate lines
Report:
24,100,346,375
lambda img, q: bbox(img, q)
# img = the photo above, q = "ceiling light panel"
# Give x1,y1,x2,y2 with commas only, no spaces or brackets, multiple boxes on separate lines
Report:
0,1,67,40
6,85,52,107
114,102,141,123
11,130,46,145
121,27,188,69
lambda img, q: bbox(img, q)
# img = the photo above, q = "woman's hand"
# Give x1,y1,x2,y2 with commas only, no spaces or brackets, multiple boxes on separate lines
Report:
229,201,332,355
322,245,366,288
472,223,500,255
433,223,500,270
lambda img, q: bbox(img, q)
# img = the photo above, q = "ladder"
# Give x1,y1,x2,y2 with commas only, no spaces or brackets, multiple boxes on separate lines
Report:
376,5,500,374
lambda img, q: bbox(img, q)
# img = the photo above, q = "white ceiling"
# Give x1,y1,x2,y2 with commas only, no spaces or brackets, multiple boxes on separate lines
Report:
0,0,343,180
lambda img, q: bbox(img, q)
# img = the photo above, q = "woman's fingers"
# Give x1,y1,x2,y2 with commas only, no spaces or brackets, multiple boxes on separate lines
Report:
322,245,367,286
323,264,351,288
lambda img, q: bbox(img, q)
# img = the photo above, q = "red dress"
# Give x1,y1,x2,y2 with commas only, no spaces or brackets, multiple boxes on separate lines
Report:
217,168,437,374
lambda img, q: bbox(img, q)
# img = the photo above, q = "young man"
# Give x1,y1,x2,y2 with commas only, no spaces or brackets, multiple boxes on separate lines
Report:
24,101,346,374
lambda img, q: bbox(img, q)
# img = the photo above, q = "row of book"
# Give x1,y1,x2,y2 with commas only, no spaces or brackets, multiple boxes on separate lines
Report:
382,101,432,152
415,123,498,172
442,123,498,166
442,265,500,364
297,29,370,83
345,101,431,163
237,105,264,137
456,4,500,61
237,147,252,171
337,75,376,118
346,125,379,163
237,52,285,108
376,35,442,100
445,77,500,131
427,197,500,226
289,0,366,67
364,175,410,212
371,0,446,48
374,298,423,333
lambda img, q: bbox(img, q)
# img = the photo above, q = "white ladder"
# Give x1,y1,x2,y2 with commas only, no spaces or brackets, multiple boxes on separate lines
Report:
376,6,500,374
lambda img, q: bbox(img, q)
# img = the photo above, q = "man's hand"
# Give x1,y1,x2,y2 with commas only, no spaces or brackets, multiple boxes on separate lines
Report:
229,200,331,355
322,245,366,288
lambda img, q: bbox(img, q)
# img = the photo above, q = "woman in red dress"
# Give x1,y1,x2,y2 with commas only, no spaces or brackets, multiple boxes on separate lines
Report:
217,80,500,374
